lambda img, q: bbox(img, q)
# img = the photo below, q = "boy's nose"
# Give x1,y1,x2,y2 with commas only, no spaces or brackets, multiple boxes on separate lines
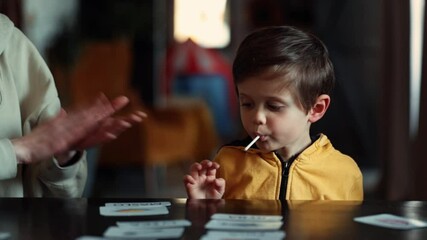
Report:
254,110,267,125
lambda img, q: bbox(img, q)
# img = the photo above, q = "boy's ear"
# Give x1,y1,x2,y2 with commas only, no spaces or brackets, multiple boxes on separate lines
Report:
308,94,330,123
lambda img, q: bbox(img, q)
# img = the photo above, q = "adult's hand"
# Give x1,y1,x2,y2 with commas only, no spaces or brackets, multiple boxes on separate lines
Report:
12,93,147,165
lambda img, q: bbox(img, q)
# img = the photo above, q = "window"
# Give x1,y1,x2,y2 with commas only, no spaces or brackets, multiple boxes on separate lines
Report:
410,0,425,138
174,0,230,48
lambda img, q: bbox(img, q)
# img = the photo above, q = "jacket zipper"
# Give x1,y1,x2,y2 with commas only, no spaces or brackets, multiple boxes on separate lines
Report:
277,153,289,200
277,152,297,200
274,137,315,199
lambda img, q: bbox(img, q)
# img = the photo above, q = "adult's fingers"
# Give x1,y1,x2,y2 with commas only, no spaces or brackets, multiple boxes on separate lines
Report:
110,96,130,111
125,111,147,123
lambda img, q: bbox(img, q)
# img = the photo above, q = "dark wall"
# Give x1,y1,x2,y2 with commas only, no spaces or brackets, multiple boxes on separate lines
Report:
79,0,155,106
311,0,381,169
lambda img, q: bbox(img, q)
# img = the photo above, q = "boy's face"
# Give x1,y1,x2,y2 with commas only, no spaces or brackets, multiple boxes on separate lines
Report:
237,75,313,156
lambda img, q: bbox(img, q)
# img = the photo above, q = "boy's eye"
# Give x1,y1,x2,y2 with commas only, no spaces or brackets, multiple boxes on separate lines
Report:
267,104,284,111
240,102,253,108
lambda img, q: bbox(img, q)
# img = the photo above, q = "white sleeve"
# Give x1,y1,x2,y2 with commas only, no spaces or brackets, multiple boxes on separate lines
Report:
0,139,18,180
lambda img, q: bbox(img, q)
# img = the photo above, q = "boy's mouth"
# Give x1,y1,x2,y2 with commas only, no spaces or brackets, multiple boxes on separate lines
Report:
255,134,268,142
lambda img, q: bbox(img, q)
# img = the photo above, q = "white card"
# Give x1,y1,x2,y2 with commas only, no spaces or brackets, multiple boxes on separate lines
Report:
103,226,184,239
99,206,169,216
211,213,283,222
117,219,191,228
104,201,171,208
354,213,427,230
201,230,285,240
205,219,283,231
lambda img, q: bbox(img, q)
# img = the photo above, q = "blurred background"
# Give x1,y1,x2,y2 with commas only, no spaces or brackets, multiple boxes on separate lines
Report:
1,0,426,201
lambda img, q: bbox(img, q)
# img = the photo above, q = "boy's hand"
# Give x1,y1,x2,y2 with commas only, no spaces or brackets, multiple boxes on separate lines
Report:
184,160,225,199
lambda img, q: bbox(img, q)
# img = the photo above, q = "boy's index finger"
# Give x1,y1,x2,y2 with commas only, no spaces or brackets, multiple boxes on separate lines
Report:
200,159,213,166
206,167,218,178
211,161,220,169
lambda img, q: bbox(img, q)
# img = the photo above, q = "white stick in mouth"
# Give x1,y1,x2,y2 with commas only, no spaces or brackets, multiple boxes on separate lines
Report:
244,135,260,151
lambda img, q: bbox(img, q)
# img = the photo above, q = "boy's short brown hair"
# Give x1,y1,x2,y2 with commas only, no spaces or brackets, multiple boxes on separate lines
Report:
233,26,335,113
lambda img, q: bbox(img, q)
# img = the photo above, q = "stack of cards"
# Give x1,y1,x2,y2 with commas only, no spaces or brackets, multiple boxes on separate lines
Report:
99,201,171,217
354,213,427,230
95,201,191,239
103,219,191,239
202,213,285,240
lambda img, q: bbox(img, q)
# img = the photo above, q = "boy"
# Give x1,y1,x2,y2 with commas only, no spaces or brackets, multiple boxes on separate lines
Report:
184,26,363,200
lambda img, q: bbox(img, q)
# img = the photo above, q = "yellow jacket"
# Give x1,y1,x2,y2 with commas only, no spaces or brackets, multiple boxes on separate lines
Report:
214,134,363,200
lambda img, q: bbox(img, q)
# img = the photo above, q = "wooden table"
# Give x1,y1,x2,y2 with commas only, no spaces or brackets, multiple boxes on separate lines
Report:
1,198,427,239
